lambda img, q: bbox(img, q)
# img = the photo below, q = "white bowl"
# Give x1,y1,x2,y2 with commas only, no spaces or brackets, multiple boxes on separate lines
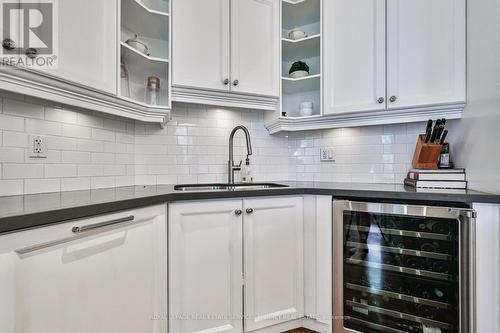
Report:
289,70,309,79
125,36,150,56
288,29,307,40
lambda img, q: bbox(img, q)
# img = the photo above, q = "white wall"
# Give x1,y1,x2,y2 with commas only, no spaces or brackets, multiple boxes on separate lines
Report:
446,0,500,194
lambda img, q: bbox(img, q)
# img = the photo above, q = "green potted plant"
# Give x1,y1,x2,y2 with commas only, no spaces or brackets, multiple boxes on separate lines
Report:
289,61,310,78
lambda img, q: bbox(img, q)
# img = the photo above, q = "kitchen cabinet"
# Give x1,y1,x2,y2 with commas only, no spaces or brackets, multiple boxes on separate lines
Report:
0,205,167,333
168,196,304,333
0,0,170,125
323,0,386,114
38,0,118,94
324,0,465,116
386,0,466,109
171,0,230,92
230,0,280,97
171,0,280,110
169,200,244,333
243,197,304,331
267,0,466,133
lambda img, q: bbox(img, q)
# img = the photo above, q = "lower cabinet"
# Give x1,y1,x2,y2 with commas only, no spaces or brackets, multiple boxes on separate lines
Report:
169,200,244,333
243,197,304,331
169,197,304,333
0,205,167,333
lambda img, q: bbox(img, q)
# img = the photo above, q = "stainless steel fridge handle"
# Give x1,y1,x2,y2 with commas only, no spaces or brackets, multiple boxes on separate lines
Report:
15,215,135,255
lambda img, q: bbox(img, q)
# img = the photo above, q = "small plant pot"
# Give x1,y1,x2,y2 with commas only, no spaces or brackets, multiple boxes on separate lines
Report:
290,70,309,79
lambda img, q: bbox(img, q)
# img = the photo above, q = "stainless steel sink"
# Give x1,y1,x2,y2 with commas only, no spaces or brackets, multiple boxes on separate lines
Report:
174,183,289,192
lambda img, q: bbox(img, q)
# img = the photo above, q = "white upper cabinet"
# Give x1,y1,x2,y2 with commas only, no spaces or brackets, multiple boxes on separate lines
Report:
169,200,243,333
0,206,167,333
323,0,386,115
172,0,230,92
171,0,280,110
324,0,465,116
243,197,304,331
39,0,118,94
231,0,280,97
386,0,466,109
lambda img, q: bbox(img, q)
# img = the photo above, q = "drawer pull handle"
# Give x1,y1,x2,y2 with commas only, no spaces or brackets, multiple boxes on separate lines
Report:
15,215,136,255
246,208,254,214
72,215,135,233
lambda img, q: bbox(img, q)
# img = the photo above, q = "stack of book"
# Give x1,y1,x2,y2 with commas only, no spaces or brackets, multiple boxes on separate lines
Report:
404,168,467,191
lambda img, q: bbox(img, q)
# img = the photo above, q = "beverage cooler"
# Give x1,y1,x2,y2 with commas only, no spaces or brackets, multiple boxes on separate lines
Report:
334,201,476,333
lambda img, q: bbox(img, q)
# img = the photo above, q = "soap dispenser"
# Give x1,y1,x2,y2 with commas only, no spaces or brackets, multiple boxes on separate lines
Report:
242,158,253,184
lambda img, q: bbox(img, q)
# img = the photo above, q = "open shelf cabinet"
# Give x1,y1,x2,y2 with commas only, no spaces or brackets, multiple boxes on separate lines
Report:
119,0,171,109
281,0,322,118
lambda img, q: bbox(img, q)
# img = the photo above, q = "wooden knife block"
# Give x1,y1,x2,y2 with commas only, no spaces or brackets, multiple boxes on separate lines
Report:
412,134,443,169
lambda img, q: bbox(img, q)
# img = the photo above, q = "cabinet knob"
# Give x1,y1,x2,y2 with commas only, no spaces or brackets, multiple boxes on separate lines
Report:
389,96,398,103
223,78,229,85
26,48,38,59
2,38,15,50
235,209,243,216
377,97,385,104
233,80,239,86
246,208,254,214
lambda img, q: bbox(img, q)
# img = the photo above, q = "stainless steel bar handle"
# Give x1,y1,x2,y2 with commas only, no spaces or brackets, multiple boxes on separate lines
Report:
72,215,135,233
16,215,135,255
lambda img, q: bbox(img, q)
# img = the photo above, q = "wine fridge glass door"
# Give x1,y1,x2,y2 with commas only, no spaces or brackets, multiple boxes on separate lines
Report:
333,201,476,333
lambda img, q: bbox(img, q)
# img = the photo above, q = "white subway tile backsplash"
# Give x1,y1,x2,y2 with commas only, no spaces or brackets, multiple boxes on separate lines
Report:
3,164,44,179
77,165,104,177
91,176,116,189
45,107,78,124
26,119,62,136
44,164,78,178
0,93,434,196
91,152,115,165
61,177,91,191
0,114,25,131
2,131,28,147
62,124,92,139
3,99,44,119
62,151,91,164
0,147,25,163
0,179,24,196
24,178,61,194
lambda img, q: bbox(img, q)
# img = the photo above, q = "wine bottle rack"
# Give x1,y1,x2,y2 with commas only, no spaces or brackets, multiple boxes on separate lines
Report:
342,211,459,333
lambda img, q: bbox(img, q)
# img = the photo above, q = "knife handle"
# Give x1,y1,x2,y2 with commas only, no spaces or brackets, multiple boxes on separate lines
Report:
435,124,445,143
425,119,433,133
430,125,439,143
424,128,432,143
440,129,448,144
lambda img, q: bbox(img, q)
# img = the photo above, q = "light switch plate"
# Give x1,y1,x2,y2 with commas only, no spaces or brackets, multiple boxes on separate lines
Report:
320,148,335,162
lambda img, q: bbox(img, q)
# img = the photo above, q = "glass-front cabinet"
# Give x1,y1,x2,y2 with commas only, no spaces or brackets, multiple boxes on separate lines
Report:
334,201,476,333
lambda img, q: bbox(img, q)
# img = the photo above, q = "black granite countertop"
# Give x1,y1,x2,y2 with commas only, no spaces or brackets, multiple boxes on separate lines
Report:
0,181,499,234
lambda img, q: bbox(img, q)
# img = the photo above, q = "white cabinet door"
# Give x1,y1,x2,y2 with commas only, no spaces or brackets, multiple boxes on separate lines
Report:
36,0,118,94
0,205,167,333
230,0,279,97
169,200,243,333
386,0,466,109
172,0,231,92
243,196,304,331
324,0,386,115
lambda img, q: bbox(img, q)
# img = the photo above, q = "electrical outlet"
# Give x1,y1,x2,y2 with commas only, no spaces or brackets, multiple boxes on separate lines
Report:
320,148,335,162
29,135,47,158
